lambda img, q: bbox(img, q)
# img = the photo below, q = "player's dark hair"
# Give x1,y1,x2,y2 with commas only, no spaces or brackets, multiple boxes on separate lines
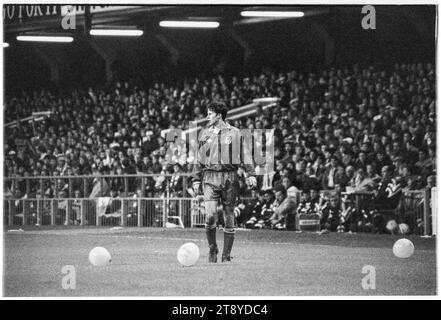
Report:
207,101,228,120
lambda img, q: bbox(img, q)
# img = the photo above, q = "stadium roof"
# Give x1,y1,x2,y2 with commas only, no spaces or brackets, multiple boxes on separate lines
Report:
4,5,435,90
4,5,329,35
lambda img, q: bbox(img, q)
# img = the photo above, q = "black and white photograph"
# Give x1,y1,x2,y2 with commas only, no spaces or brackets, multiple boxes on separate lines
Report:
1,2,438,300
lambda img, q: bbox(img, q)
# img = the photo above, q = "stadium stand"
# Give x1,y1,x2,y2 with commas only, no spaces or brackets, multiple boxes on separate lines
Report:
4,62,436,233
5,63,436,184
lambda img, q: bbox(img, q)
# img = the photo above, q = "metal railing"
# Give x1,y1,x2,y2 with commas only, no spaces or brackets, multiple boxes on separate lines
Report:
4,173,255,199
3,174,194,198
3,197,200,228
3,174,435,235
339,190,432,235
292,190,433,235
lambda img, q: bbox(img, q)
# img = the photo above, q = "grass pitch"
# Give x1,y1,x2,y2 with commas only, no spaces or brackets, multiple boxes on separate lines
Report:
3,227,437,296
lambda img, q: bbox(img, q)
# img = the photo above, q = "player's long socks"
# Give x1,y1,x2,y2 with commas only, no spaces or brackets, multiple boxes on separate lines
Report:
222,230,235,262
206,227,218,263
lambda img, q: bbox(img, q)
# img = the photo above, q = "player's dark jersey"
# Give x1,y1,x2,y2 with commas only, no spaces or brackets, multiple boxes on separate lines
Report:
192,122,254,182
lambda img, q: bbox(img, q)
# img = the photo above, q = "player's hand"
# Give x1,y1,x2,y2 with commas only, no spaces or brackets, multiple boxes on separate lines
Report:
192,181,201,193
246,176,257,189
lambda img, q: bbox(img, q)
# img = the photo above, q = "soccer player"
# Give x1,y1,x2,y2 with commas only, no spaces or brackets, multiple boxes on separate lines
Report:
192,102,257,263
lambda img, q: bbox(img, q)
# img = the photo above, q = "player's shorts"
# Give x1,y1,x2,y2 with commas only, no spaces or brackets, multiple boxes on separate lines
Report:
202,171,239,207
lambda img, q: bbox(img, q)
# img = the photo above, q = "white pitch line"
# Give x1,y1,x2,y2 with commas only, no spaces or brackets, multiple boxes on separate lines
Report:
6,231,306,245
124,235,295,246
7,230,436,252
10,230,295,245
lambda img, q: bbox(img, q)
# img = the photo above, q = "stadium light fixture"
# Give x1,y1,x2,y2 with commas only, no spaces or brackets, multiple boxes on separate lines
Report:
16,35,74,43
3,42,9,48
240,11,305,18
159,21,220,28
90,29,144,36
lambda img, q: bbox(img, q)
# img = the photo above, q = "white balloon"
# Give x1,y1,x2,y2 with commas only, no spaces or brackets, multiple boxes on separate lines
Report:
386,220,398,232
393,238,415,258
89,247,112,266
398,223,410,235
177,242,200,267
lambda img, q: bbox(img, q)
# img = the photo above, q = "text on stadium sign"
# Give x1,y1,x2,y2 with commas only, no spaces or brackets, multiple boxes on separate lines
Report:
3,5,139,22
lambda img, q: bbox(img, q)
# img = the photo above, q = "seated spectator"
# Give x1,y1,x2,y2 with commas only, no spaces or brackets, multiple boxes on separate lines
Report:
345,166,355,183
295,188,323,217
246,190,274,229
268,186,297,230
334,166,350,189
234,200,253,228
415,150,430,173
371,165,403,233
347,168,376,192
309,188,323,212
302,166,322,192
280,176,300,199
320,195,343,232
295,189,322,232
365,164,381,183
242,191,265,228
373,165,402,211
427,175,436,189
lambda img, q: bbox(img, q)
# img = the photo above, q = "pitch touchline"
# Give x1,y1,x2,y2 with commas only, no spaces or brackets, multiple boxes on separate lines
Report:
102,234,296,246
15,230,295,245
10,231,432,251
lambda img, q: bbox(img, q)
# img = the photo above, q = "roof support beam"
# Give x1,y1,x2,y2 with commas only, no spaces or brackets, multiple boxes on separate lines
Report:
34,46,60,85
311,21,335,66
155,34,180,65
227,29,254,66
88,39,117,84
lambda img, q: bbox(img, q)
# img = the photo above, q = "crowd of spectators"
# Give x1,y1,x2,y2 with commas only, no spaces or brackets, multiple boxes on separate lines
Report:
4,62,436,211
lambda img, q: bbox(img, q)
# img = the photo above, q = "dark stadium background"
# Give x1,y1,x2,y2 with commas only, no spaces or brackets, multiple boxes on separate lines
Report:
4,5,436,92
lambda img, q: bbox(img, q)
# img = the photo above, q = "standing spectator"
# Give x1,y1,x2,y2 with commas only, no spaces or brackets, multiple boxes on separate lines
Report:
321,157,339,190
170,164,183,197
